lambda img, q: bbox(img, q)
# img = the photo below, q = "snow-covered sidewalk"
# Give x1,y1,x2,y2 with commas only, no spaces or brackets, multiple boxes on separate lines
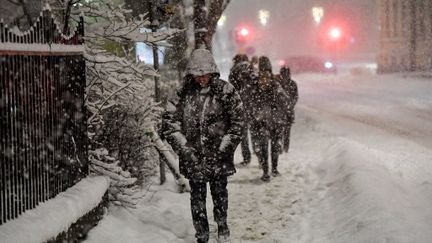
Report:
83,97,315,242
84,115,316,243
85,73,432,243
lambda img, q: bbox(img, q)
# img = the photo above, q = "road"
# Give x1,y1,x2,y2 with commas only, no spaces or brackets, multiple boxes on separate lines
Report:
299,73,432,149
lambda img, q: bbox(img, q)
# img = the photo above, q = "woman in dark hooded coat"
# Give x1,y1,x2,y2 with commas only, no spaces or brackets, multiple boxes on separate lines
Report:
162,48,244,243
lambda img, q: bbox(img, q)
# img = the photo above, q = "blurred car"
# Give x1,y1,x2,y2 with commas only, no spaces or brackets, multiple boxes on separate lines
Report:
282,56,337,74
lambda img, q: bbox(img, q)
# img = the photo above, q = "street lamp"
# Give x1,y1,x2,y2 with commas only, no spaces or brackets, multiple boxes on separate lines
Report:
217,15,227,27
258,9,270,26
312,6,324,25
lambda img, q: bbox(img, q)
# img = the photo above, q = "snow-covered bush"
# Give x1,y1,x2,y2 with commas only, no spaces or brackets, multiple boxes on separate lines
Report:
53,0,179,207
80,0,159,182
100,98,161,184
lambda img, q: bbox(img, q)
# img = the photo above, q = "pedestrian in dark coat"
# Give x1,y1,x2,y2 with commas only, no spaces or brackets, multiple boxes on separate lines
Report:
278,66,298,153
162,48,244,243
250,56,259,73
249,56,291,181
229,54,253,166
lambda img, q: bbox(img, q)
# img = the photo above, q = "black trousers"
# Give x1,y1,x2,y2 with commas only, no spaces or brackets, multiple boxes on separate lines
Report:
283,125,292,153
250,123,283,174
241,124,251,163
189,177,229,242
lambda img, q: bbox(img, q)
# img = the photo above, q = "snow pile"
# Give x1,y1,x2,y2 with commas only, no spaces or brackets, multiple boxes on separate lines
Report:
308,139,432,243
0,175,110,243
89,148,145,208
85,177,195,243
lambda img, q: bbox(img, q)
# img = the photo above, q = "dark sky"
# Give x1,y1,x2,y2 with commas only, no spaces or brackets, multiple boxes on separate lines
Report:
213,0,379,63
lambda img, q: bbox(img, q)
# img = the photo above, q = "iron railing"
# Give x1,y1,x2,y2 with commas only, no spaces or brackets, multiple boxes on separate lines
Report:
0,9,87,225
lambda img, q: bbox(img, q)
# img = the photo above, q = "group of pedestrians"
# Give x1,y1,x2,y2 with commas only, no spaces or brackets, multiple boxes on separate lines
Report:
162,48,298,243
229,54,298,182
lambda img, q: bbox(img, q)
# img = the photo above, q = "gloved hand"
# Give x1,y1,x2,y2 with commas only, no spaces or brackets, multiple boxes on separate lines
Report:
182,147,198,163
202,151,225,177
216,150,225,161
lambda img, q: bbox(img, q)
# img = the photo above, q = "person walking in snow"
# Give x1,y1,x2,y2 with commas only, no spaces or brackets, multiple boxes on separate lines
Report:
162,48,244,243
249,56,291,182
248,55,260,150
228,54,253,166
277,66,298,153
250,56,259,73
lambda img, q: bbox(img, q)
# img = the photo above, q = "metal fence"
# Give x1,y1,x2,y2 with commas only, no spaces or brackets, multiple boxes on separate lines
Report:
0,10,87,225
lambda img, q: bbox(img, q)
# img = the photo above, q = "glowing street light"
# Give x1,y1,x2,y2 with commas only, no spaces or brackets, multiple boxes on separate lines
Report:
258,9,270,26
217,15,227,27
312,6,324,25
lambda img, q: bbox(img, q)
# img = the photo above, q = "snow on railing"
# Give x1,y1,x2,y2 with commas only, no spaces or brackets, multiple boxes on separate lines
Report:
0,5,84,54
0,176,110,243
0,43,84,54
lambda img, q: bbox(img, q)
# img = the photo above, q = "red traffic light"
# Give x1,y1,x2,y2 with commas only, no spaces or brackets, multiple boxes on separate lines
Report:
329,27,342,40
318,22,350,51
235,26,252,44
239,27,249,37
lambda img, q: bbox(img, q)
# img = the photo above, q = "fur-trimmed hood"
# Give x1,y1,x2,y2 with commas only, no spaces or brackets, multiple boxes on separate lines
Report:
185,48,220,77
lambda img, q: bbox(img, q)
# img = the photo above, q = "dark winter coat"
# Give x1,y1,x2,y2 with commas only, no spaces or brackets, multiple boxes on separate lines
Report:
277,75,298,124
228,61,254,119
249,73,291,130
162,77,244,181
162,48,244,181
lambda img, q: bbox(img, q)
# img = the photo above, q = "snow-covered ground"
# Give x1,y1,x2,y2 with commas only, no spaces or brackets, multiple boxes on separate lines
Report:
84,71,432,243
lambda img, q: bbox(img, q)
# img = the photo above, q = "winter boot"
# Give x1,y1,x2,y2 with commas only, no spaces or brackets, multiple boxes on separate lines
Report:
238,161,250,167
260,158,270,182
271,169,281,177
217,225,230,242
271,154,280,177
217,234,231,243
261,173,270,182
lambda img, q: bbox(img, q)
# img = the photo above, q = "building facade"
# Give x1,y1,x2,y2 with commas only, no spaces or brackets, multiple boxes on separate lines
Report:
378,0,432,72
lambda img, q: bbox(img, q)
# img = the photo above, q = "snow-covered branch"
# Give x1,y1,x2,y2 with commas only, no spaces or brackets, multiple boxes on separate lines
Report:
59,0,179,208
